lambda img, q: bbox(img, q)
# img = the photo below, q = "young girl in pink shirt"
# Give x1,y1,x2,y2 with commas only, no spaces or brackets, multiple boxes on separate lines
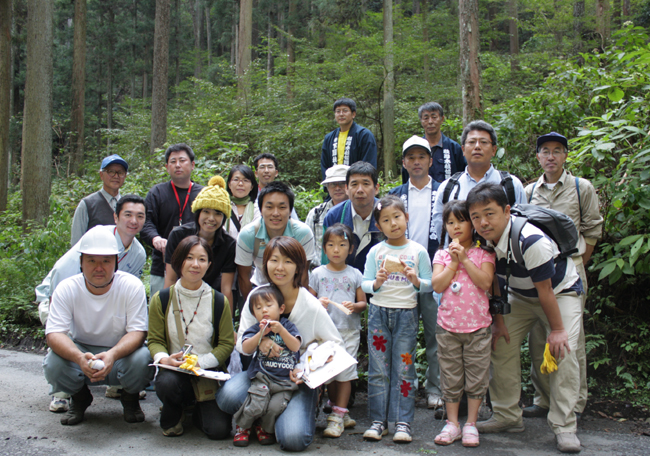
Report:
431,200,495,448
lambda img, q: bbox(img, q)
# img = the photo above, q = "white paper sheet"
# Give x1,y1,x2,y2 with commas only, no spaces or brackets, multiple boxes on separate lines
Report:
150,363,231,381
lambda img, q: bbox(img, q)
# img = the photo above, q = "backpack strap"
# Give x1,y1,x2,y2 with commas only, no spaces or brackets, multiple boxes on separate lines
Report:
442,172,463,204
230,212,241,233
499,171,517,206
528,182,537,203
509,217,527,266
211,289,224,345
159,287,171,316
575,177,582,220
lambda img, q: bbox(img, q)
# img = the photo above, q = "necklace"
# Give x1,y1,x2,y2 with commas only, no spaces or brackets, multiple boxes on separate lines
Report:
177,288,205,336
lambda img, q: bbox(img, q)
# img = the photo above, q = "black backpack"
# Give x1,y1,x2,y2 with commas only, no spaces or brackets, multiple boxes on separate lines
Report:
509,204,579,266
442,170,516,206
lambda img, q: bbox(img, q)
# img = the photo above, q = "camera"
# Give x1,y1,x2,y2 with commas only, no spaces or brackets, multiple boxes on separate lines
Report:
489,296,511,315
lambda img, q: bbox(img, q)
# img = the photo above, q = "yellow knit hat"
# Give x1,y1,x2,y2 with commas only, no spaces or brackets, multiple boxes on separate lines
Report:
191,176,232,218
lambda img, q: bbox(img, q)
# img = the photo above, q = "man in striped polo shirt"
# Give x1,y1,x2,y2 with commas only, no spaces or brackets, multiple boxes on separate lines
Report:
467,182,583,454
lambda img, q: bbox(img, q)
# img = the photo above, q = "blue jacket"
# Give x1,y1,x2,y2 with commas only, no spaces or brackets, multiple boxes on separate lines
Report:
322,199,383,273
401,133,465,184
321,122,378,180
389,182,440,260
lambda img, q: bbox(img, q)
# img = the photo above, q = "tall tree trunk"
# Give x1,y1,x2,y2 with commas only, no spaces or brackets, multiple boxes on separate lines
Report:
106,7,114,146
151,0,171,154
205,3,211,67
192,0,203,78
175,0,181,86
286,0,296,101
421,0,429,85
142,69,148,98
267,8,274,82
383,0,395,177
131,0,137,99
459,0,482,124
622,0,630,16
0,0,11,210
22,0,53,225
596,0,610,47
230,1,237,67
70,0,86,176
413,0,420,14
508,0,519,72
237,0,252,100
573,1,584,56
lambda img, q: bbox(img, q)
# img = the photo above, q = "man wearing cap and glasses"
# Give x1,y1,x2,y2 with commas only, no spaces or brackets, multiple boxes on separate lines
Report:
389,136,443,410
306,164,350,268
522,132,603,426
70,154,129,246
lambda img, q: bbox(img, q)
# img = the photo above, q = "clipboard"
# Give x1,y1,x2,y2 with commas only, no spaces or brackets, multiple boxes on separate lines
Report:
151,363,231,381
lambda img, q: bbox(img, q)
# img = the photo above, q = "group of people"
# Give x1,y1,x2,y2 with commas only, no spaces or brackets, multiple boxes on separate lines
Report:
36,98,602,454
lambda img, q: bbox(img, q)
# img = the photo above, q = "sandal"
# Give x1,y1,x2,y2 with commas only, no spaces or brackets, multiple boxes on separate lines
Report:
462,422,480,447
233,426,250,447
255,425,276,445
434,420,462,446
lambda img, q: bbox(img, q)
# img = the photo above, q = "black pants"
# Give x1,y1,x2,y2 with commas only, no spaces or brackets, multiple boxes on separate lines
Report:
155,368,232,439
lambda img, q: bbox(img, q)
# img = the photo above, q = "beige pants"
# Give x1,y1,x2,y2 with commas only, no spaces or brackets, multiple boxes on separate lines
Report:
529,260,588,413
489,291,582,434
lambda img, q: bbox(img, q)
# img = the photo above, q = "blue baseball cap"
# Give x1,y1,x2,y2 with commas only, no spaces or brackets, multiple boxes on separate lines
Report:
100,154,128,172
536,132,568,152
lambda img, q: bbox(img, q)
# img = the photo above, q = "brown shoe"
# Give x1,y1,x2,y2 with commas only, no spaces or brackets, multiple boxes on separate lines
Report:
120,390,145,423
60,384,93,425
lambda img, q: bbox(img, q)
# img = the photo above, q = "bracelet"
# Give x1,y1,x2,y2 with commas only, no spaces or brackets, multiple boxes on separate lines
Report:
446,265,457,272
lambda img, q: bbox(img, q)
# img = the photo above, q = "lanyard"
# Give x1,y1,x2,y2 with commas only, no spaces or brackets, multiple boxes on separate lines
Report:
171,181,192,226
113,227,129,264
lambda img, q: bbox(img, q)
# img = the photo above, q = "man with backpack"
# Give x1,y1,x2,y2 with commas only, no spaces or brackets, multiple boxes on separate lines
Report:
523,132,603,421
431,120,526,242
467,182,584,454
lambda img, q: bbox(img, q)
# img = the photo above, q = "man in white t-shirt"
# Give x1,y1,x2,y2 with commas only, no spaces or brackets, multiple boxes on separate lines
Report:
43,227,154,426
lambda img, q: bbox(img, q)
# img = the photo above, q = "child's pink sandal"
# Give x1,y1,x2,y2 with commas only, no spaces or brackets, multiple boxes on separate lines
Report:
462,422,480,447
434,420,462,445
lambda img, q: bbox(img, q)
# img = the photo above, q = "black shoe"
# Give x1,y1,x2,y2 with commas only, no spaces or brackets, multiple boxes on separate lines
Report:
121,390,145,423
60,384,93,425
522,404,549,418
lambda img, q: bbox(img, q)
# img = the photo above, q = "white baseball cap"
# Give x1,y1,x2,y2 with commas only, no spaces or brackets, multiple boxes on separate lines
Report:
321,164,350,185
402,135,432,157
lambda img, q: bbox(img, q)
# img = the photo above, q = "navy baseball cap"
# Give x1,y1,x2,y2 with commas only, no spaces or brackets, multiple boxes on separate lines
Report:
100,154,128,172
536,132,568,152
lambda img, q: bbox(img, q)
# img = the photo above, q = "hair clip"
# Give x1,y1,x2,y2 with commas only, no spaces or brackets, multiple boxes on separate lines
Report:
344,233,348,240
376,202,382,211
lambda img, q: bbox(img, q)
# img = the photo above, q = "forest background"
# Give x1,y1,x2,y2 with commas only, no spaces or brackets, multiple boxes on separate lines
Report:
1,0,650,406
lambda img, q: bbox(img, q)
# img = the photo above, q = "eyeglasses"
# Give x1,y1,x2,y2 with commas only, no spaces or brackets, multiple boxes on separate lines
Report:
258,165,276,171
231,177,251,185
465,139,493,147
104,169,126,177
538,150,566,157
334,109,352,115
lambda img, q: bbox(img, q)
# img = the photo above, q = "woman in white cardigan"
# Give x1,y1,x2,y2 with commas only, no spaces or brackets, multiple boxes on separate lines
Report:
217,236,343,451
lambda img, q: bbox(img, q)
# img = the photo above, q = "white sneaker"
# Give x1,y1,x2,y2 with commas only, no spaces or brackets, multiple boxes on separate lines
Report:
49,396,68,413
343,412,356,428
427,393,444,409
323,413,344,438
105,386,121,398
393,422,412,443
363,421,388,441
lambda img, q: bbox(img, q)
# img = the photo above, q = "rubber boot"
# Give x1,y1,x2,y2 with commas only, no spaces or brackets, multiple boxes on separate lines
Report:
121,390,145,423
60,384,93,425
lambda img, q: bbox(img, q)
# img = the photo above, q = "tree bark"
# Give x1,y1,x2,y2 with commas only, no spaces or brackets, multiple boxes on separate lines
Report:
22,0,53,225
106,7,114,146
237,0,252,100
131,0,137,99
0,0,11,210
151,0,171,154
573,1,584,55
286,0,296,101
421,0,429,84
383,0,395,177
70,0,86,176
622,0,630,16
459,0,482,124
267,7,274,82
192,0,203,78
175,0,180,87
596,0,610,47
205,3,211,67
508,0,519,72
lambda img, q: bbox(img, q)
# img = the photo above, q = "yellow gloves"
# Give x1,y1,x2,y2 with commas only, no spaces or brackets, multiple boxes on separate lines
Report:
540,343,558,374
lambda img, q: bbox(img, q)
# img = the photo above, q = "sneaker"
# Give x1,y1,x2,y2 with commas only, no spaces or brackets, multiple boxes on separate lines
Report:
427,393,444,409
105,386,122,398
233,426,251,447
49,396,68,413
462,422,480,447
393,422,412,443
556,432,581,453
343,412,356,428
434,420,462,445
475,416,525,434
363,421,388,441
522,404,549,418
162,420,184,437
323,413,344,438
254,425,275,445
